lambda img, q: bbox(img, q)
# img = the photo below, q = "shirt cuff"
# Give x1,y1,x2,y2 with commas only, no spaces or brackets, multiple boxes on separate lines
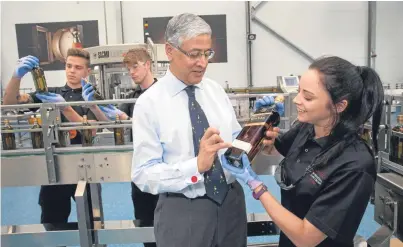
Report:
232,130,241,141
180,157,204,185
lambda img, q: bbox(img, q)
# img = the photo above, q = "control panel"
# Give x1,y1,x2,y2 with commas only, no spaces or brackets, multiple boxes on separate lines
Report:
277,75,300,93
85,44,148,65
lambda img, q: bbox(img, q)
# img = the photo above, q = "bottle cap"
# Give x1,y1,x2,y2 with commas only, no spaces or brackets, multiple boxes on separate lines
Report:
274,95,285,103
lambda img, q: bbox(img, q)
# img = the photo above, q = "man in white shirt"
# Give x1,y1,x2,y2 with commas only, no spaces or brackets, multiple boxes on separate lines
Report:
131,13,247,247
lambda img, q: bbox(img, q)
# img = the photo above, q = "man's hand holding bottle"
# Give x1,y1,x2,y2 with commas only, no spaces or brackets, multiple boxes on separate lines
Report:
13,56,39,79
254,95,285,116
81,80,128,120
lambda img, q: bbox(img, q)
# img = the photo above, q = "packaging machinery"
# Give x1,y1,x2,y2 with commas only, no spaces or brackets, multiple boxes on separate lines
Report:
84,39,169,100
1,55,402,246
0,93,296,247
366,94,403,247
2,93,402,246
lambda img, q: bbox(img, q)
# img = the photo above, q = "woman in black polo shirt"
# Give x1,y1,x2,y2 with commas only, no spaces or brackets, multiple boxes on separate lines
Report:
222,56,384,247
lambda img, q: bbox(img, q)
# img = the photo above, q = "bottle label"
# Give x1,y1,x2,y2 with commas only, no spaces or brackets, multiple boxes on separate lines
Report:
246,112,274,129
250,112,273,123
245,122,270,129
231,139,253,153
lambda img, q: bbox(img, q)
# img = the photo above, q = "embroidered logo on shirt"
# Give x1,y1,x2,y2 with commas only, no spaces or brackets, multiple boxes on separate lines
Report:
310,172,323,185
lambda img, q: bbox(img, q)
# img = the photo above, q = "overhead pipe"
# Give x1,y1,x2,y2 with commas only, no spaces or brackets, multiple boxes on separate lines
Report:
367,1,377,69
120,1,125,43
251,2,315,63
245,1,253,88
252,1,267,13
103,1,109,44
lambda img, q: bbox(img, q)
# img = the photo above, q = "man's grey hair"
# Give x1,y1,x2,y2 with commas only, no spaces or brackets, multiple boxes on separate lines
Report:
165,13,212,48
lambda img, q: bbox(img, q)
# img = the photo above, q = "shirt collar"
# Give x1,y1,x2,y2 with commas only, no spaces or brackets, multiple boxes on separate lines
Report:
306,124,328,148
135,78,158,93
165,68,204,97
60,83,71,92
60,83,82,93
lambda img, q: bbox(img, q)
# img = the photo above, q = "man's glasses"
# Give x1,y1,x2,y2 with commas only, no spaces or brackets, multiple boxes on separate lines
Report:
170,43,215,61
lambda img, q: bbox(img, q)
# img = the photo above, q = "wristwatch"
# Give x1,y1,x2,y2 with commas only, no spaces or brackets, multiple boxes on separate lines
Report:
252,184,268,200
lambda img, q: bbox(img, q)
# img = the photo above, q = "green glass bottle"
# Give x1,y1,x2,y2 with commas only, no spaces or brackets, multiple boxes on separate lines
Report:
81,115,93,147
31,67,48,92
31,116,44,149
2,119,16,150
114,114,125,145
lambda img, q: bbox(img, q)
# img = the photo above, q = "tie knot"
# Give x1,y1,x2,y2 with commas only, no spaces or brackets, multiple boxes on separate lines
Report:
185,86,196,98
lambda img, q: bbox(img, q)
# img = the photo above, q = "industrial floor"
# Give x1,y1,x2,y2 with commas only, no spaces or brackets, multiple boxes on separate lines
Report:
2,175,381,246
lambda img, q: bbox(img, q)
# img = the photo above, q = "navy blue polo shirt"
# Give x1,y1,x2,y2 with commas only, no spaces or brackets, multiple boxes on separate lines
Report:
30,84,97,145
274,122,376,247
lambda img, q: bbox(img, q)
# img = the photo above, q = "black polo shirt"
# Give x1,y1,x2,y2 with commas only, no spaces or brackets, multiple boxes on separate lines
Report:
30,84,97,145
119,78,157,118
274,122,376,247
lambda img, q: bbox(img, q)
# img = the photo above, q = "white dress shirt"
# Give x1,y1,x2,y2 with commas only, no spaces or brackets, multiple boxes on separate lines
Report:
131,69,242,198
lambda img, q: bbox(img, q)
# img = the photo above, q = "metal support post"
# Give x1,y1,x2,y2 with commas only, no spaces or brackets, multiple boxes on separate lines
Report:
378,100,387,153
40,104,57,184
75,181,93,247
367,225,393,247
385,96,392,153
90,183,106,247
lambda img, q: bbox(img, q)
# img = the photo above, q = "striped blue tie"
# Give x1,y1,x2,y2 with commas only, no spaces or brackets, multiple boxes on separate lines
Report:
185,86,229,204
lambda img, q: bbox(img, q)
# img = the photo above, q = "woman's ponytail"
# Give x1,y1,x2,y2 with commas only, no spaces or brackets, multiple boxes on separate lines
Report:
358,66,384,152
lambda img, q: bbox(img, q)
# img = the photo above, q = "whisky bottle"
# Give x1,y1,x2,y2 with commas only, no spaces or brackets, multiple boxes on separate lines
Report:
390,115,403,164
224,110,281,168
254,95,285,114
55,117,67,148
31,67,48,92
72,29,83,49
81,115,93,147
360,127,371,146
2,119,16,150
93,88,105,101
31,116,44,149
114,114,125,145
274,95,284,104
82,79,105,101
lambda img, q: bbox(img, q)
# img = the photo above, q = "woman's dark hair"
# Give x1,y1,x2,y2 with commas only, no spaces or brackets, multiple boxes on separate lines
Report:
305,56,384,167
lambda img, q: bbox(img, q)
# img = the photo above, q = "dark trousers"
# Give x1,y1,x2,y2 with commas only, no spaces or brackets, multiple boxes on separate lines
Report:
39,184,94,225
131,182,159,247
154,181,247,247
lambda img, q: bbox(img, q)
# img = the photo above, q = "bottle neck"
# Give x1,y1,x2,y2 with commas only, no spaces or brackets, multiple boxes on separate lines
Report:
4,120,11,129
32,119,39,128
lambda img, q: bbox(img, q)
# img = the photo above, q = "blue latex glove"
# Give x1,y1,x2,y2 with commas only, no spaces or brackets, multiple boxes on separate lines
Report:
253,95,275,112
275,102,285,116
254,95,285,116
14,55,39,79
221,154,263,190
36,92,66,103
99,104,125,120
81,79,95,101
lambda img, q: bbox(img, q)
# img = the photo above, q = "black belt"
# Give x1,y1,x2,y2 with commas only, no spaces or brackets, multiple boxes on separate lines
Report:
165,182,236,199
